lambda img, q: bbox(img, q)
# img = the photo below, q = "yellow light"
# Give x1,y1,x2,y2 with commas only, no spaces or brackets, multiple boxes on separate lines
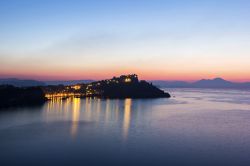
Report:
125,78,131,83
71,98,81,137
71,85,81,90
123,99,132,140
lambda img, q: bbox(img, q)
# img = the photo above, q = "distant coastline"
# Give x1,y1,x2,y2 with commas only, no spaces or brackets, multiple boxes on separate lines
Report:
1,77,250,89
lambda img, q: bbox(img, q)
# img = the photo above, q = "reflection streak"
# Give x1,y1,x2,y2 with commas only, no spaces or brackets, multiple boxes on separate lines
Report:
123,99,132,140
71,98,81,137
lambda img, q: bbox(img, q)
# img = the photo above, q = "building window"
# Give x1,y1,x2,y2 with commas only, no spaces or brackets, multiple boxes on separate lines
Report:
125,78,131,83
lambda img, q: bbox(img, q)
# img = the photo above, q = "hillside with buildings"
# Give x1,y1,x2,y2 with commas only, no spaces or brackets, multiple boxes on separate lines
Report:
43,74,170,99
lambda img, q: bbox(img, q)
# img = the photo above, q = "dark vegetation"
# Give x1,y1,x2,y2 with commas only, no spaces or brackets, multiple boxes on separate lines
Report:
0,85,46,109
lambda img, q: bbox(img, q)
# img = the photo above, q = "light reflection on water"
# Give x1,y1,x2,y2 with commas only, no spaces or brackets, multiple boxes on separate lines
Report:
1,89,250,166
123,99,132,140
71,98,80,137
44,97,133,140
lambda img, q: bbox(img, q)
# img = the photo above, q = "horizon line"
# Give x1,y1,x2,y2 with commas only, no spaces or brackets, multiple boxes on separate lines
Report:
0,76,250,83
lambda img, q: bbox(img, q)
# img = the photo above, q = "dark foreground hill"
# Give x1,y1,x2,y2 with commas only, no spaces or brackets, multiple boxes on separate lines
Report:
0,85,46,109
96,79,170,98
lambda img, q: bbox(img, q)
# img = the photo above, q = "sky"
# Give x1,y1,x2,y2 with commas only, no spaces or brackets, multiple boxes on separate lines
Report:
0,0,250,81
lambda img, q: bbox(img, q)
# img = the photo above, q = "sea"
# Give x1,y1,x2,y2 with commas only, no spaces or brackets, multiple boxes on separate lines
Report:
1,88,250,166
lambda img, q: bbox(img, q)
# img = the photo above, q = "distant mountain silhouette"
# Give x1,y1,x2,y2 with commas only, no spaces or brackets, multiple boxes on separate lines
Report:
192,78,234,88
0,78,45,87
153,78,250,89
152,80,190,88
0,78,94,87
45,80,94,86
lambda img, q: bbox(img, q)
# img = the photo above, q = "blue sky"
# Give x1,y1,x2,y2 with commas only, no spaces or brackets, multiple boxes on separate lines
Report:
0,0,250,81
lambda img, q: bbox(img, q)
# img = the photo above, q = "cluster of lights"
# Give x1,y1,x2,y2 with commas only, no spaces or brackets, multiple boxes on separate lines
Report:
124,78,131,83
71,85,81,90
44,75,138,100
45,93,78,99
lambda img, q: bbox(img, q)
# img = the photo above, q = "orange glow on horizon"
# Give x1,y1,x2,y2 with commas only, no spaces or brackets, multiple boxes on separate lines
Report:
0,68,250,82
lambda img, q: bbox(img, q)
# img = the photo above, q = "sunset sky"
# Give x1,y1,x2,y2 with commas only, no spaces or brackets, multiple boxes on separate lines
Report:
0,0,250,81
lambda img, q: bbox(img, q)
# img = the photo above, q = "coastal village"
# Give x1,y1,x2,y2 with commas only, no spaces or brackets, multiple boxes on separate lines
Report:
43,74,141,99
43,74,170,99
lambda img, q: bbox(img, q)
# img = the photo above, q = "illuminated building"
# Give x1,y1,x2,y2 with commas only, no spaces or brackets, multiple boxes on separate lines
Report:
71,85,81,90
124,78,131,83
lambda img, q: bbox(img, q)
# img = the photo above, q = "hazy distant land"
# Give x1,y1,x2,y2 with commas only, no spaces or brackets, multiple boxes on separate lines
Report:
1,77,250,89
153,78,250,89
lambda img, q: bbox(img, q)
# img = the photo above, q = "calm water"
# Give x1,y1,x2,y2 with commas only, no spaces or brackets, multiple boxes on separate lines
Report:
1,88,250,166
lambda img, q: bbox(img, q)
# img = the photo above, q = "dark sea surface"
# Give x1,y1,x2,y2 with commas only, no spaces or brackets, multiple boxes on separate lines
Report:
1,88,250,166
